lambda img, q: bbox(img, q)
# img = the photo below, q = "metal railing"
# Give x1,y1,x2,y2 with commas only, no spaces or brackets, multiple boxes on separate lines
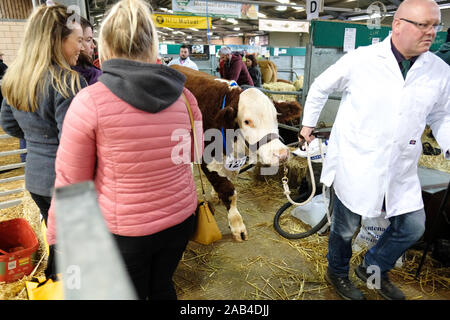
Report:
0,134,26,210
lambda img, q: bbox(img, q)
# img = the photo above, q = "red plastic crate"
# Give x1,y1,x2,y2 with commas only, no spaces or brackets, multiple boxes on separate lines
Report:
0,218,39,283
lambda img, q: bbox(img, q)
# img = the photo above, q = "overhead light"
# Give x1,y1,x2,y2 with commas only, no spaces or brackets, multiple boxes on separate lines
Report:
163,27,174,31
347,15,370,21
159,7,168,12
186,35,192,39
275,6,287,11
226,18,238,24
233,27,240,31
189,27,199,31
207,31,213,36
439,4,450,9
257,12,267,18
275,0,290,4
238,33,244,36
293,7,305,11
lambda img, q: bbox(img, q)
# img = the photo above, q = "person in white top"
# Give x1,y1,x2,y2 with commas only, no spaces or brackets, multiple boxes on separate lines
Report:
300,0,449,300
167,44,198,71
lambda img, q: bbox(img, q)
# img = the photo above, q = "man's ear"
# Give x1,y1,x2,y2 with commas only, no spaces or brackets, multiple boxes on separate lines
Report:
272,100,303,124
392,18,401,35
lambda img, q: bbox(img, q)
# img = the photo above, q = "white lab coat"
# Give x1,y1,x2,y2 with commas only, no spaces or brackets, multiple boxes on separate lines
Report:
302,36,450,218
167,57,199,71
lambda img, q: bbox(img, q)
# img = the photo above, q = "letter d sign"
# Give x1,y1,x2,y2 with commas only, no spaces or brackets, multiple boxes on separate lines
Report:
307,0,321,20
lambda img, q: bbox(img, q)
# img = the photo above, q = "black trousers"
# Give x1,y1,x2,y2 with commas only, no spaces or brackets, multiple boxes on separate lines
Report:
29,192,51,226
112,214,195,300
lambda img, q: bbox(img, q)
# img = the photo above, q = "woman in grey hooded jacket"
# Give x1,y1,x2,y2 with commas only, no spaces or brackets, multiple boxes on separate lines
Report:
0,3,86,225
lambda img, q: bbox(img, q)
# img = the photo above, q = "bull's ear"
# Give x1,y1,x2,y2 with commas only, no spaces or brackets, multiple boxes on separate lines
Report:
273,100,302,124
214,106,237,129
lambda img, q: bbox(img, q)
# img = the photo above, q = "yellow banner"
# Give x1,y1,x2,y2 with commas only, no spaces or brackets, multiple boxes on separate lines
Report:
152,14,211,29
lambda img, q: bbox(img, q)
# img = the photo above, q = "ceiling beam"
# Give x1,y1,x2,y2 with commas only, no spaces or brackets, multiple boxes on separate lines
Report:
207,0,361,12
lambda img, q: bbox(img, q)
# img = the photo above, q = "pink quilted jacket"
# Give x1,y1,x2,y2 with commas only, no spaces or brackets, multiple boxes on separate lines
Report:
46,76,203,245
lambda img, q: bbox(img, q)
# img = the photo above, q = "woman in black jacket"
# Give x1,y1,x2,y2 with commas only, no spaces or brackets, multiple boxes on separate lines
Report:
245,54,262,87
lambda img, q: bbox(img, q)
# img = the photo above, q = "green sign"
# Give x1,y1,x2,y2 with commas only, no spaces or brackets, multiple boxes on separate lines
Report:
311,20,446,52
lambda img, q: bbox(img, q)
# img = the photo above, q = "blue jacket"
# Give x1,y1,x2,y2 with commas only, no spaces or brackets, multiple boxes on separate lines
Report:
1,70,87,196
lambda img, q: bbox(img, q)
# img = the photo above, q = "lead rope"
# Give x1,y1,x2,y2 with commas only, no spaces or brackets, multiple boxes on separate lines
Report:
281,138,331,226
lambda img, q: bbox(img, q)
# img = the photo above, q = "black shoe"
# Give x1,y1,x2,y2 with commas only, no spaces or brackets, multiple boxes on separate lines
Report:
325,269,365,300
355,264,405,300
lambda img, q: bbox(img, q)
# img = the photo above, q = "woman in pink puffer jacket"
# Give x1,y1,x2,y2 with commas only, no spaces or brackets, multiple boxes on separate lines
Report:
45,0,203,300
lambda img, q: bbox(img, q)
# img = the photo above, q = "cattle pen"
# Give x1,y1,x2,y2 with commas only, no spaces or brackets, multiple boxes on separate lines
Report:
0,128,449,300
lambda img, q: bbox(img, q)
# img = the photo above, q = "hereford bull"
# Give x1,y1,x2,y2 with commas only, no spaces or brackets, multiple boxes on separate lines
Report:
171,65,302,241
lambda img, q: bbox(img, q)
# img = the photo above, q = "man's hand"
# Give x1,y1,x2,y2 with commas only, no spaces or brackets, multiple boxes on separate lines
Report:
299,126,315,144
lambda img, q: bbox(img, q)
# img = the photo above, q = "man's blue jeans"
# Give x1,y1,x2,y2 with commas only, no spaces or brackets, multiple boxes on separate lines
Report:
327,195,425,278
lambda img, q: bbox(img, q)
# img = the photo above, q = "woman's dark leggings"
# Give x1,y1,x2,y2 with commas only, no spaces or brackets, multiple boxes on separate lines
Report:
112,214,195,300
29,192,51,226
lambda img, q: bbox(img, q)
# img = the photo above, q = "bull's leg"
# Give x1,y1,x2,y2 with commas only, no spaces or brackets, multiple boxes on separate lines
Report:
201,163,248,241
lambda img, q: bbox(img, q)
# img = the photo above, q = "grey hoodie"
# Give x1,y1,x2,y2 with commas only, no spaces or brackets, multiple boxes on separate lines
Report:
99,58,186,113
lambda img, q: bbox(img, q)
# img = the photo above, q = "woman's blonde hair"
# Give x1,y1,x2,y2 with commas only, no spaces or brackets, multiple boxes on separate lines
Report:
98,0,159,63
1,4,82,112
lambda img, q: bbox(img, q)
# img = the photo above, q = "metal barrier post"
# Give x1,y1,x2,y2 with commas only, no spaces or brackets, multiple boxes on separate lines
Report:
54,181,137,300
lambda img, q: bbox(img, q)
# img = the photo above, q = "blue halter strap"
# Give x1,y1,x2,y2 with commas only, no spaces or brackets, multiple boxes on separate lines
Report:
220,81,238,155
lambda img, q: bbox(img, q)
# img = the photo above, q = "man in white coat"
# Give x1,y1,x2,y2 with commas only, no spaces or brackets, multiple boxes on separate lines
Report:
300,0,449,300
167,44,199,71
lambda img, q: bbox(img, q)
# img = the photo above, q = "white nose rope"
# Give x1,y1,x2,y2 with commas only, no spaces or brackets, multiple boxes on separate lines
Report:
282,138,331,226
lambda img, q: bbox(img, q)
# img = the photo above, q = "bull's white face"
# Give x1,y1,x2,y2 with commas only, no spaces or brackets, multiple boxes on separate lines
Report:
236,88,289,166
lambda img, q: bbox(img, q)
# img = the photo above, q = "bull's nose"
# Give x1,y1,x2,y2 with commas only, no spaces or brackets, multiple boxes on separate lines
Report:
277,149,289,162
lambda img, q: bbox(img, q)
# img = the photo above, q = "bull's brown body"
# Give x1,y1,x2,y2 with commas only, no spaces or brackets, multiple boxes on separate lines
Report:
171,65,302,241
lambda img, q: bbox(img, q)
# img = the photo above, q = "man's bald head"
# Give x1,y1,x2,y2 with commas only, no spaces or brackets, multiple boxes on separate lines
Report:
392,0,441,59
394,0,440,19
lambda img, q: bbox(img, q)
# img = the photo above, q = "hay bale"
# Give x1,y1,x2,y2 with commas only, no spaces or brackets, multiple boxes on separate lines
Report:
248,153,308,190
262,82,298,102
0,191,46,300
419,127,449,173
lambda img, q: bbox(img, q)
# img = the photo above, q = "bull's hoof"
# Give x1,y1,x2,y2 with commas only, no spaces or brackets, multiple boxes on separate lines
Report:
231,228,248,242
228,209,248,242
